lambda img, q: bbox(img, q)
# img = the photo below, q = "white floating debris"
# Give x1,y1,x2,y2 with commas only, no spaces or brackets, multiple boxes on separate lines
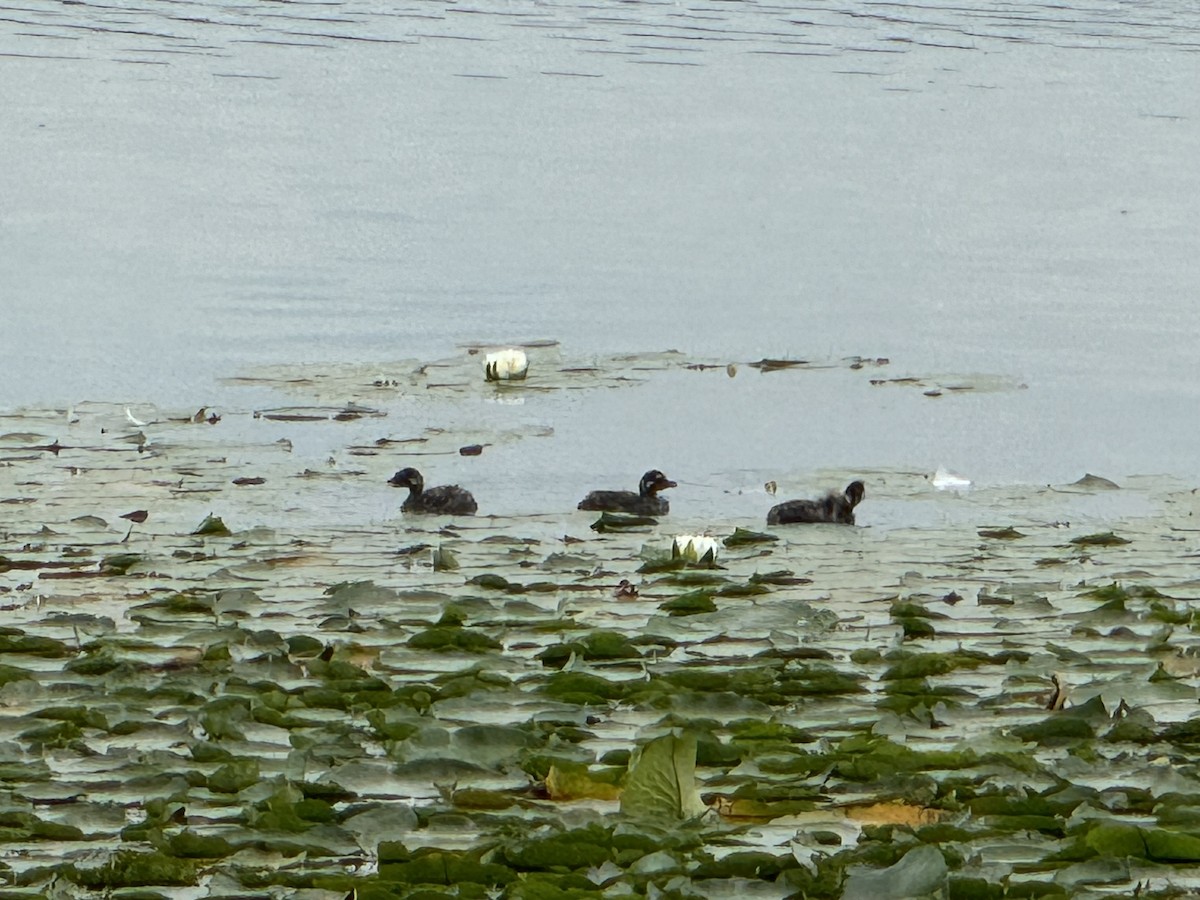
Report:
484,348,529,382
124,407,148,427
672,534,719,565
931,467,971,491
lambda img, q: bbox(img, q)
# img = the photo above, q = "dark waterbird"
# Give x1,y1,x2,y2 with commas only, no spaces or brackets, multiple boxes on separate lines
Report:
767,480,865,525
388,468,477,516
578,470,676,516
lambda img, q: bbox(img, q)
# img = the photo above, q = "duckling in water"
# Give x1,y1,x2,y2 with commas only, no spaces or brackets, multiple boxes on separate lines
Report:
578,470,677,516
614,579,639,600
767,480,864,525
388,467,478,516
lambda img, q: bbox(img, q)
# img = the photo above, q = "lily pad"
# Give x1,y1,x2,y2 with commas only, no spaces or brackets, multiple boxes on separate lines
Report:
658,590,717,617
620,731,706,823
192,514,232,537
723,527,779,547
591,512,658,532
977,526,1026,539
1069,532,1131,547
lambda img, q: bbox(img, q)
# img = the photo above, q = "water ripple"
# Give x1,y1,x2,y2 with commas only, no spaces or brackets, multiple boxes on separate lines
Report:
3,0,1198,72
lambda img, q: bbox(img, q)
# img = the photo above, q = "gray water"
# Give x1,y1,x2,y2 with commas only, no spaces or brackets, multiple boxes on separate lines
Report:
4,0,1200,515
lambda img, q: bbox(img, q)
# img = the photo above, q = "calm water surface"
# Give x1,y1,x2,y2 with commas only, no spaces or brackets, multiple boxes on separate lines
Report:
4,0,1200,509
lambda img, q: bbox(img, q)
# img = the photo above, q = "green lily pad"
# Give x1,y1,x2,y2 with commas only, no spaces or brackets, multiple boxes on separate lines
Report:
70,851,197,888
723,528,779,547
977,526,1027,539
591,512,658,532
749,569,810,586
167,831,236,859
1010,716,1096,745
432,545,459,571
99,553,143,576
407,625,501,653
207,758,260,794
192,514,232,537
502,824,613,870
637,555,686,574
658,590,717,616
620,731,706,824
1069,532,1130,547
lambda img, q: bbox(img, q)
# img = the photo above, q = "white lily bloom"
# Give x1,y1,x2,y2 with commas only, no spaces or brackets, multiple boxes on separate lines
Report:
672,534,719,565
484,348,529,382
932,467,971,490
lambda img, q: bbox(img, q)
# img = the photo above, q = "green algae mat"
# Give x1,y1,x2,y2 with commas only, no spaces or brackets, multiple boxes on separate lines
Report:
4,349,1200,899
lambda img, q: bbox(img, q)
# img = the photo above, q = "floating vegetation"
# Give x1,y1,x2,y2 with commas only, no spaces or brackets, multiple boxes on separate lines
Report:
1080,582,1168,603
748,357,810,371
1069,531,1132,547
723,526,779,547
253,403,385,422
191,513,231,537
658,588,718,616
2,379,1200,899
1068,473,1122,490
620,731,706,822
591,512,658,532
431,545,459,571
977,525,1026,540
868,372,1025,395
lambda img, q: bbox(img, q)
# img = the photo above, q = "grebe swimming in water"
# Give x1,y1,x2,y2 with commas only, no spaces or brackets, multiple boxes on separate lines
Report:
767,480,864,525
388,468,478,516
578,470,677,516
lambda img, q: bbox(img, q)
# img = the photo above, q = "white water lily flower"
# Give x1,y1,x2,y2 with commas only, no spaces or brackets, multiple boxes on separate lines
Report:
483,348,529,382
672,534,719,565
932,467,971,490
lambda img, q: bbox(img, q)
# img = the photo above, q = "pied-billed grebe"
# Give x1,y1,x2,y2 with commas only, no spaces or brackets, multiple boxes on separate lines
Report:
578,470,677,516
388,468,477,516
767,480,864,525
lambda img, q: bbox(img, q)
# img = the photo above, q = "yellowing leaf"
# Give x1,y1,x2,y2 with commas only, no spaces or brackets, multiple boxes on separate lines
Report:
845,802,944,827
546,765,622,802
